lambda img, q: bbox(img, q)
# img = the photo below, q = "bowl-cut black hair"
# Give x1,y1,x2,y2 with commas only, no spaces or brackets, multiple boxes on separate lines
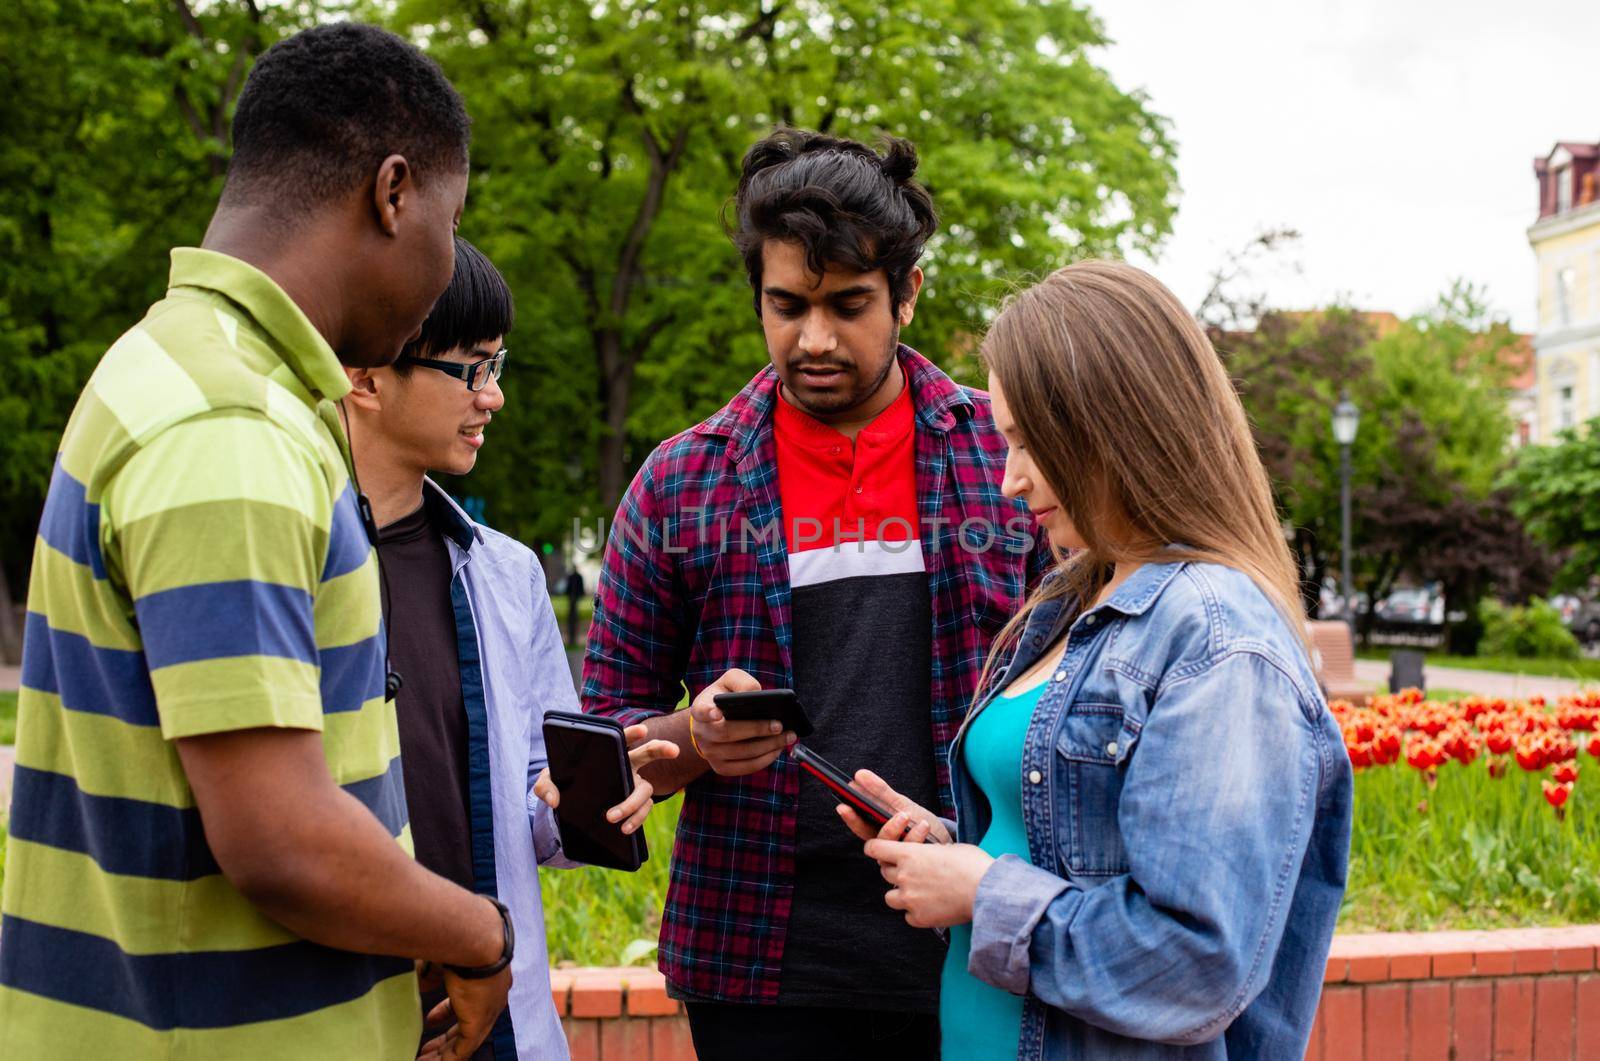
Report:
396,237,513,370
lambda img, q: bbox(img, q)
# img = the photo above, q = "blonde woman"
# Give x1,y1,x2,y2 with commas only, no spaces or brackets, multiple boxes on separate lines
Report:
841,261,1353,1059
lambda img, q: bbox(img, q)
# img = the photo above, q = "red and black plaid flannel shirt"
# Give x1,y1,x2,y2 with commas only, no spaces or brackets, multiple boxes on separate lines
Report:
582,346,1051,1002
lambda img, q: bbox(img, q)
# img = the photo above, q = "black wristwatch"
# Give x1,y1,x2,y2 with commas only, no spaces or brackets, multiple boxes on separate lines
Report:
446,897,515,980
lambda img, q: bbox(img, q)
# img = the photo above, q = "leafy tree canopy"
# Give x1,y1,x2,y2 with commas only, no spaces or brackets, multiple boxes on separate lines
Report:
378,0,1180,538
1506,418,1600,594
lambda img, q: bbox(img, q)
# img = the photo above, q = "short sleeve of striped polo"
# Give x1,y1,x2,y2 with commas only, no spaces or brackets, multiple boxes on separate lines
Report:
104,410,332,739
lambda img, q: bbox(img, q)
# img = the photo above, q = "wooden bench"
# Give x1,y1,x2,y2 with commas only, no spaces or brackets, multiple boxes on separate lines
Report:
1306,620,1371,705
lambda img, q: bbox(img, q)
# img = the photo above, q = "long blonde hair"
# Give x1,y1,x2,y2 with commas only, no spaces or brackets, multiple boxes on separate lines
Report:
977,260,1307,698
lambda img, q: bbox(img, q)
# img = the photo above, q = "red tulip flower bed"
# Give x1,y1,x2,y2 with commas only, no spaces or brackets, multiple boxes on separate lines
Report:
1333,688,1600,931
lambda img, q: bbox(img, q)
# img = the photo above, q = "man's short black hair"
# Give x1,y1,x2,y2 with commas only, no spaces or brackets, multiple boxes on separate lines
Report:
395,237,513,372
224,22,470,210
730,128,938,313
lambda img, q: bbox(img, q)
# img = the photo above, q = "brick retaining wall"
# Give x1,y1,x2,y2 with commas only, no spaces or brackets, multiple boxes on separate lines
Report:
555,926,1600,1059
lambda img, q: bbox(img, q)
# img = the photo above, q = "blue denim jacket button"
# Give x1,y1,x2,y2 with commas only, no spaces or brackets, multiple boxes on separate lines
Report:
1106,741,1119,756
1027,769,1043,784
1053,670,1067,682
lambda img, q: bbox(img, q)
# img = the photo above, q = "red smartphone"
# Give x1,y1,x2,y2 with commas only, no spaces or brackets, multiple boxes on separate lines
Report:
791,744,940,843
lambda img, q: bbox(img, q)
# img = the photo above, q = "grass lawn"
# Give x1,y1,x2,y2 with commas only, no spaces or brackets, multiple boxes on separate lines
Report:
1356,649,1600,683
1407,687,1472,702
0,690,14,745
1339,762,1598,932
541,797,681,966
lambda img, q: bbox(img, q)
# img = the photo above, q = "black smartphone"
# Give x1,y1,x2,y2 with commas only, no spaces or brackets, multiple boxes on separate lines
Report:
541,710,648,872
791,744,941,844
711,688,814,739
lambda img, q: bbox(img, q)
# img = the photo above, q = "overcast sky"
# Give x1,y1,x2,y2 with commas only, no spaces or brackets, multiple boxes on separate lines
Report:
1084,0,1600,331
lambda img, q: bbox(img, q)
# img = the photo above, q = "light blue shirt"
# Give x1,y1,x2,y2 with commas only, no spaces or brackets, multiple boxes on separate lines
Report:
429,482,580,1061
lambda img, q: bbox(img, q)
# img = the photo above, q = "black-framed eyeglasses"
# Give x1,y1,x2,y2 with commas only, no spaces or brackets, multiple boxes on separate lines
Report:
396,350,506,392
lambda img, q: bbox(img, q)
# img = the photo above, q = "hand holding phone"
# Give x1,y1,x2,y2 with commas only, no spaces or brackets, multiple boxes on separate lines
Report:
793,746,949,845
711,688,813,739
540,712,655,871
533,722,678,838
682,672,801,778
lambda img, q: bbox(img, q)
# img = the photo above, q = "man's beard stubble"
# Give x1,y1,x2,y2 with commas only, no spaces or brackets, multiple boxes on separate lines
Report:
784,325,901,419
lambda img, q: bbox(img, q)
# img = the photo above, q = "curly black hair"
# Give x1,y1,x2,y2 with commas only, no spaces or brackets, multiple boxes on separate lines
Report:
730,128,938,314
223,22,470,209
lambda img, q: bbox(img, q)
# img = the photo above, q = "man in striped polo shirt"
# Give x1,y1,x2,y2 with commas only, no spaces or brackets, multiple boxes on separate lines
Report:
0,24,513,1060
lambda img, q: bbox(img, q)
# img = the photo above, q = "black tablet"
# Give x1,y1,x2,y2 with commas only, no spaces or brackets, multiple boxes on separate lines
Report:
711,688,814,739
541,711,648,872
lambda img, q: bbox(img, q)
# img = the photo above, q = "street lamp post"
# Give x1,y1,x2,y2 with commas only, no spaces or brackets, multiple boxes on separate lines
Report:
1331,390,1361,622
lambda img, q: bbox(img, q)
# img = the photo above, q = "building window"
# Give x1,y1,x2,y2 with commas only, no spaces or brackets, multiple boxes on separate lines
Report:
1559,385,1575,430
1556,166,1573,213
1556,266,1576,327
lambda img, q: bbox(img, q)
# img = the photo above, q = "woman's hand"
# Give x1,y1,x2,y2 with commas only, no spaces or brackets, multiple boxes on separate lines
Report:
834,768,953,845
533,723,679,835
862,838,995,929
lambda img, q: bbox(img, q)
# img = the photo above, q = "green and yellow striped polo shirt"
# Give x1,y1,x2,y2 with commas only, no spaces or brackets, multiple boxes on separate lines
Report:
0,249,421,1057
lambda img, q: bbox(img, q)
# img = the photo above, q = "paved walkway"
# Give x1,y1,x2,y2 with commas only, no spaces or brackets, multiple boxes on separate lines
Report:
1352,658,1586,700
0,745,13,811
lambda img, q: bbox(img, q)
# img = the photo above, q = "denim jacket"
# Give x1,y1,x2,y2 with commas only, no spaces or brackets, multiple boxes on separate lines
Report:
954,560,1353,1060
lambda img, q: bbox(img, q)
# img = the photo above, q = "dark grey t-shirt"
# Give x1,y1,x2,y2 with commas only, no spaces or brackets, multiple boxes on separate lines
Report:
378,499,490,1056
769,388,945,1011
780,572,945,1012
378,500,473,889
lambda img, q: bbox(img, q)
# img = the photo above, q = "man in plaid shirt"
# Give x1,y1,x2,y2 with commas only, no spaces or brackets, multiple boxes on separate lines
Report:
583,128,1049,1059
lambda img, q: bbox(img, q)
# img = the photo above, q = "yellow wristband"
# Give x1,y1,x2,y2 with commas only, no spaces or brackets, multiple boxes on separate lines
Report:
688,713,706,759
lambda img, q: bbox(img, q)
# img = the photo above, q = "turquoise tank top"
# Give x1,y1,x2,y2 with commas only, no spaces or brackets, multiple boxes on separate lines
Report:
940,681,1044,1061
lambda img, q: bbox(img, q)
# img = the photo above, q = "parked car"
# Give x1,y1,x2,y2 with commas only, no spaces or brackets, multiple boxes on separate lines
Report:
1375,586,1444,631
1555,595,1600,647
1318,579,1368,622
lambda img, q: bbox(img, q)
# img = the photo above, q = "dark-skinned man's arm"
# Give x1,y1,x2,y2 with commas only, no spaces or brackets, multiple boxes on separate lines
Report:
177,726,503,963
177,727,509,1060
108,419,509,1061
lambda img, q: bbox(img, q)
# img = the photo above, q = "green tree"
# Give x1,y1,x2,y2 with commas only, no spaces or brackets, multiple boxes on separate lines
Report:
2,0,1176,620
1220,283,1544,648
0,0,327,656
1348,286,1530,637
1507,418,1600,594
382,0,1179,541
1214,304,1374,610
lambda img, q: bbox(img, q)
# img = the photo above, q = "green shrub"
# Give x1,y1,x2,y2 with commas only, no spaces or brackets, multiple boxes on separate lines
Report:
1478,598,1581,660
541,798,680,966
1341,753,1600,931
0,691,16,745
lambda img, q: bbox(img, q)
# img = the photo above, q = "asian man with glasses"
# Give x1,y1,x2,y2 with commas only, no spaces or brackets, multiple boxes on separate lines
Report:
340,237,678,1059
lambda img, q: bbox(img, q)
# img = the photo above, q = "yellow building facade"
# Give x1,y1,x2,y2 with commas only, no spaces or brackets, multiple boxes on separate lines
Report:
1528,141,1600,442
